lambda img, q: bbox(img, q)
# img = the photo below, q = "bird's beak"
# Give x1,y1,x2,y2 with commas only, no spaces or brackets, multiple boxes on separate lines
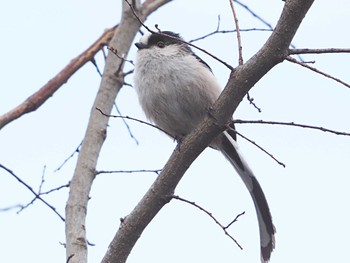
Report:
135,42,146,50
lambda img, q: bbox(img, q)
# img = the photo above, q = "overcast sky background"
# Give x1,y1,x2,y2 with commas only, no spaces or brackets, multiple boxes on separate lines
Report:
1,1,350,262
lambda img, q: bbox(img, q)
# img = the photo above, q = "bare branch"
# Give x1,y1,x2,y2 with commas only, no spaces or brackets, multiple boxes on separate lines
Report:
96,169,161,175
233,0,309,64
0,26,117,130
229,1,263,113
96,107,173,138
54,142,82,172
90,57,103,77
113,103,139,145
234,119,350,136
289,48,350,55
0,204,23,212
234,129,286,168
188,12,272,43
107,46,135,66
0,163,65,221
40,183,70,195
172,195,244,250
229,0,244,65
65,0,174,262
189,28,272,43
65,1,141,260
246,93,262,112
38,165,47,194
286,56,350,89
233,0,273,30
225,211,246,229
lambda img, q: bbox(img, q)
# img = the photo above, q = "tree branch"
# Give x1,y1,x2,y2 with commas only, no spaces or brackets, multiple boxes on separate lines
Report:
189,28,272,43
233,0,273,30
54,142,82,172
234,119,350,136
229,0,244,65
286,56,350,88
172,195,245,250
289,48,350,55
96,169,161,175
96,108,173,138
0,26,117,130
65,0,173,263
234,130,286,168
0,164,65,221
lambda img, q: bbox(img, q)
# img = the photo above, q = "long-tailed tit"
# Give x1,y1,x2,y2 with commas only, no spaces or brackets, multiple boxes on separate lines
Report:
134,31,275,262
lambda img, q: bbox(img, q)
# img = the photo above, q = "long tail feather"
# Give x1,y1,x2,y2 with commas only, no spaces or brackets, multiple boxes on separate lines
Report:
219,131,275,262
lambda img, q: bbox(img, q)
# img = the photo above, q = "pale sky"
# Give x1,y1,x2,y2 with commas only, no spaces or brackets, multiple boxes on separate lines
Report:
1,1,350,262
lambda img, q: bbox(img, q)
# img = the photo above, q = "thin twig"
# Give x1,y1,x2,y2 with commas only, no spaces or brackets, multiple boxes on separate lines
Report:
92,48,138,145
216,15,221,31
0,164,65,221
225,211,246,229
38,165,46,194
54,142,82,172
122,69,134,77
114,103,139,145
246,93,262,112
289,47,350,65
234,129,286,167
188,15,272,43
40,183,70,195
13,181,69,213
233,0,306,63
0,204,23,212
286,56,350,89
107,46,135,66
233,0,273,30
234,119,350,136
172,195,244,250
229,1,263,113
96,169,161,175
96,107,173,138
190,28,272,43
90,58,103,77
289,48,350,55
229,0,243,65
17,197,37,213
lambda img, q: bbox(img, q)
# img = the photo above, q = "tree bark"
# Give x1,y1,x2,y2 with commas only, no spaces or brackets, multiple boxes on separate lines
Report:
64,0,174,262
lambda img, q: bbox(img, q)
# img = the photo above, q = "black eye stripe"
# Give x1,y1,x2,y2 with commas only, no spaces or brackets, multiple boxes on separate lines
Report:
147,31,182,47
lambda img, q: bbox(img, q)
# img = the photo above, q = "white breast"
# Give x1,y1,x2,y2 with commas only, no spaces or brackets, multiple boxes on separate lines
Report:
134,45,222,139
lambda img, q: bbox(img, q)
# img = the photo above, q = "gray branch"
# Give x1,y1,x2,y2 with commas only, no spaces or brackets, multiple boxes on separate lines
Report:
64,0,172,262
289,48,350,54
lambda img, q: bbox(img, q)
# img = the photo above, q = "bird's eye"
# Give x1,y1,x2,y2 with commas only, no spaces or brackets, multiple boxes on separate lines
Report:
157,41,165,48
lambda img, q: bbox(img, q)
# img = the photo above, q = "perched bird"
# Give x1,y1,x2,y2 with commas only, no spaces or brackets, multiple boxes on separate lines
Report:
133,31,275,262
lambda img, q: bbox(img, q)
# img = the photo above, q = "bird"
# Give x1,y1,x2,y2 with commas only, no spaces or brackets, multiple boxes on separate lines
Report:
133,30,275,262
